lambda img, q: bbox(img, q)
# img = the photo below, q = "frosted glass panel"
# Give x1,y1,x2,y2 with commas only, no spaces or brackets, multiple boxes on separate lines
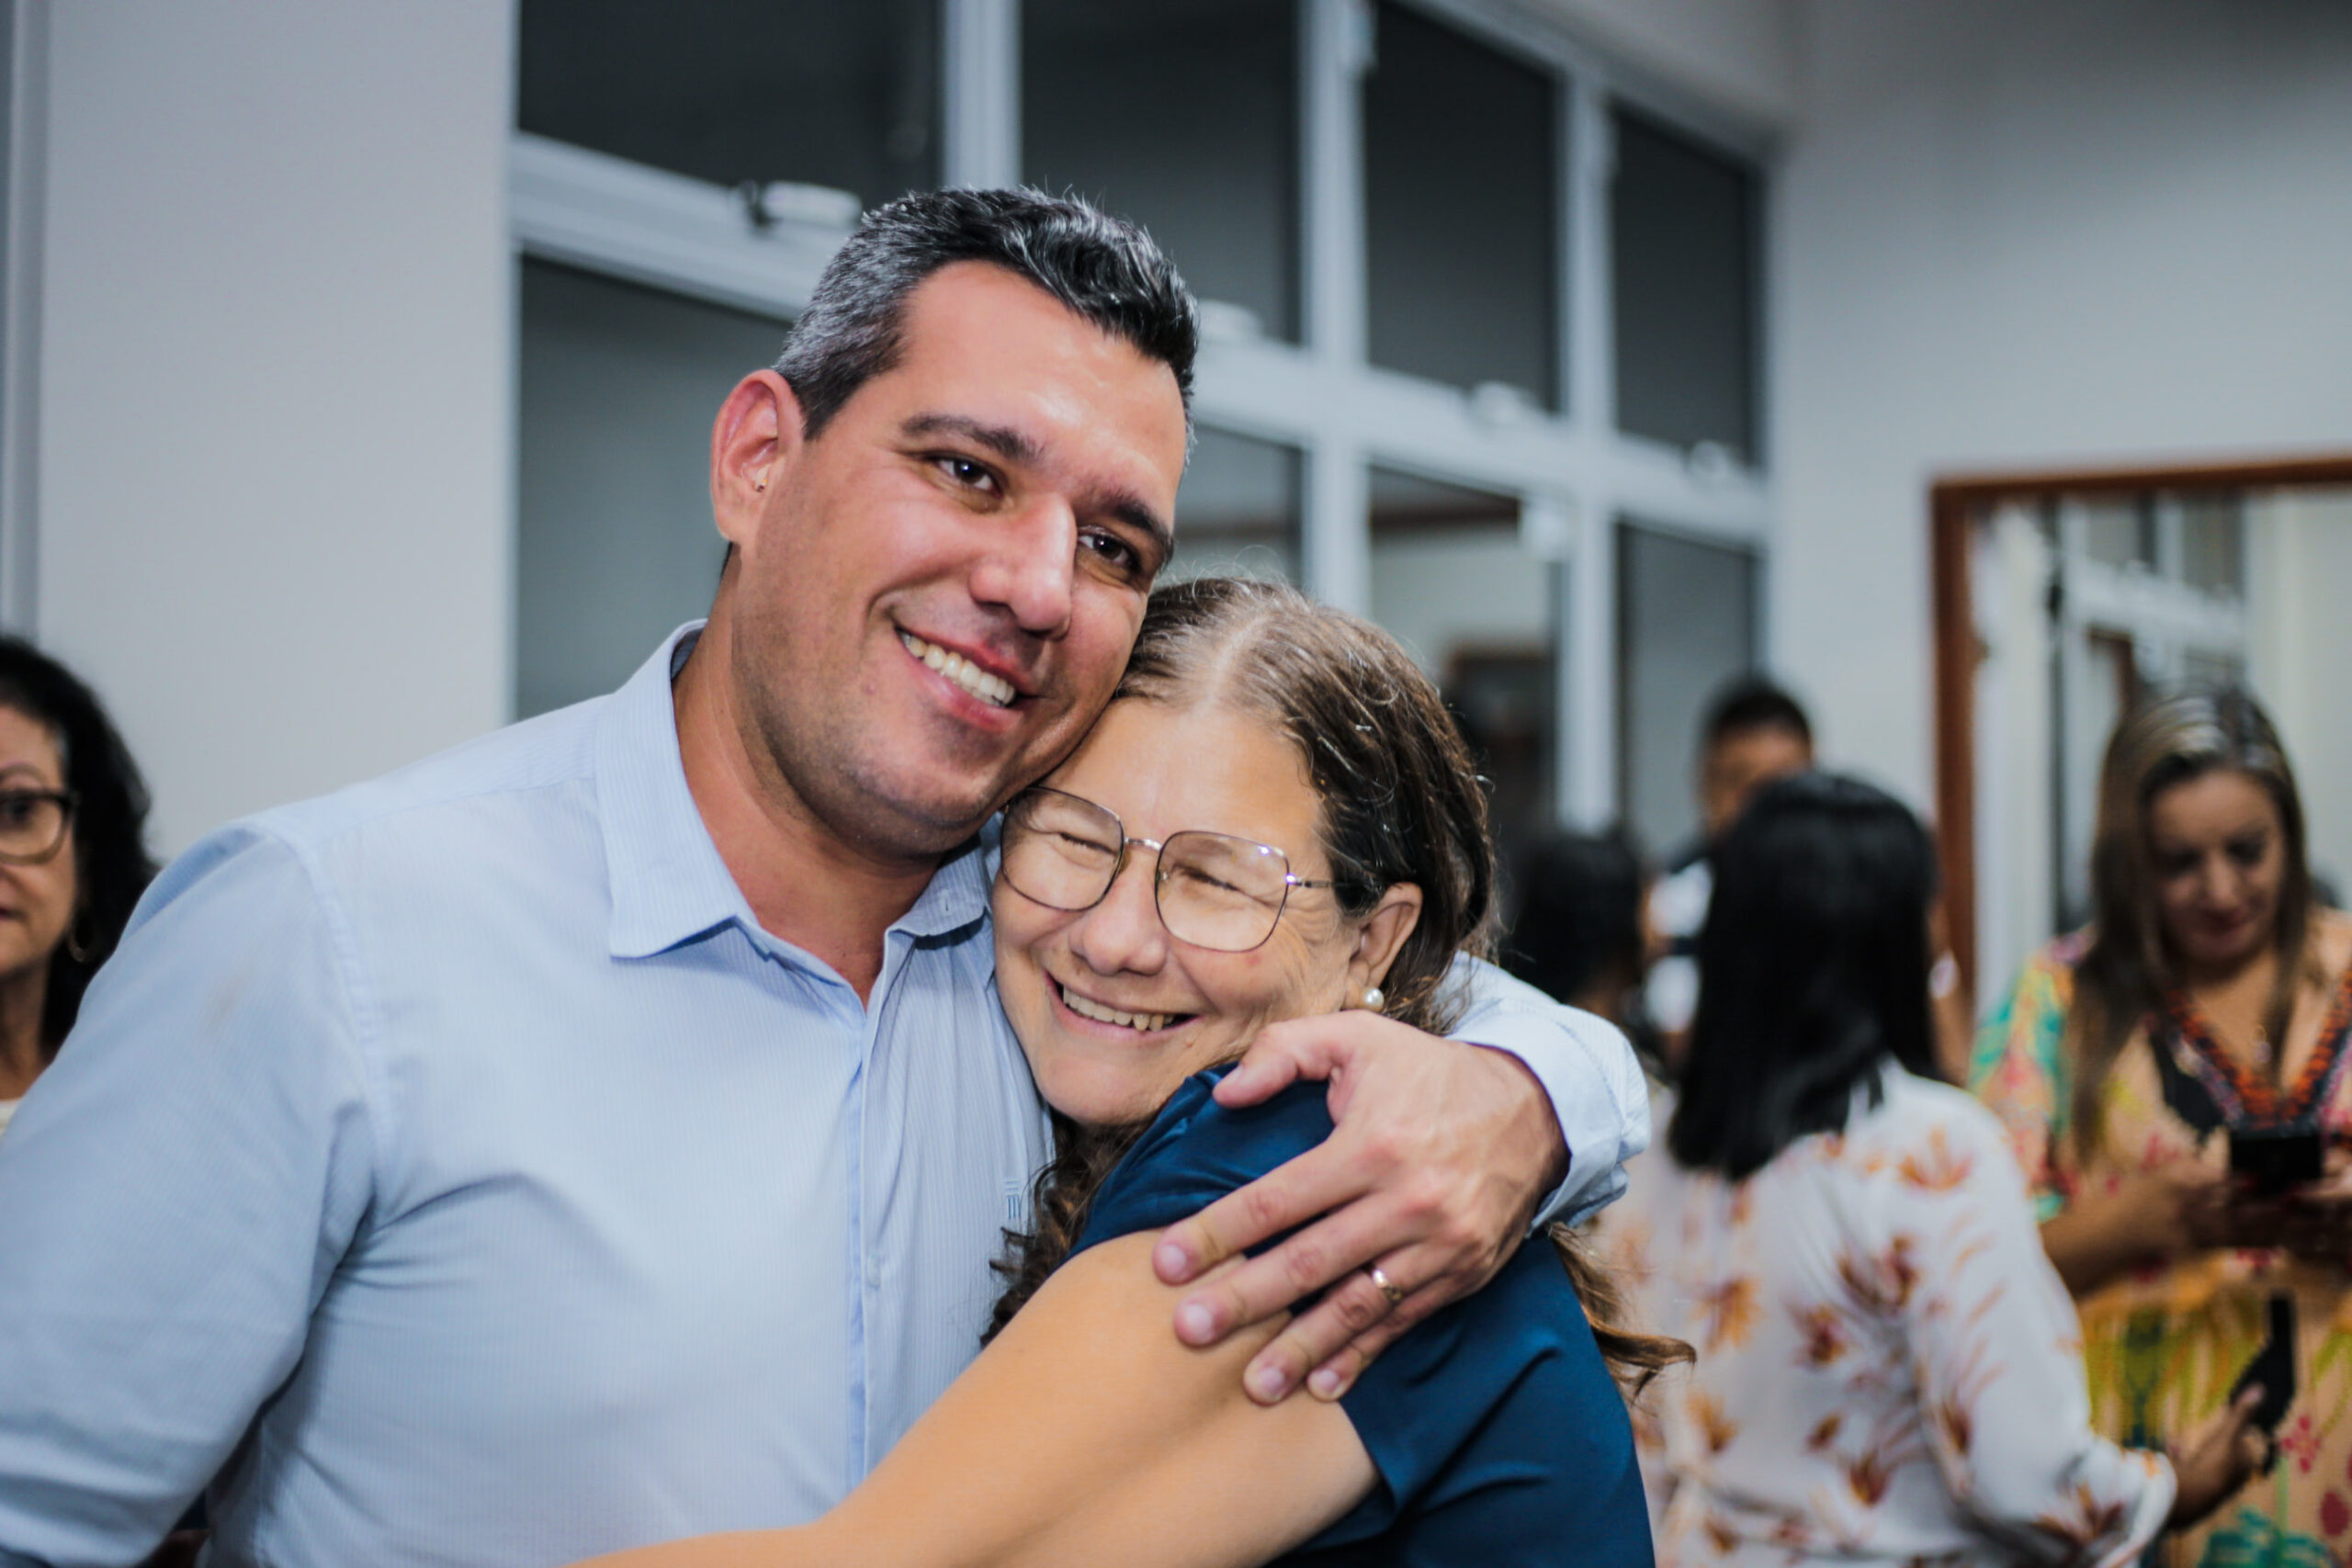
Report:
1166,428,1302,584
1367,468,1553,875
519,0,939,208
1616,523,1758,856
2080,497,2154,570
1363,3,1558,405
1025,0,1298,343
2178,496,2245,593
516,261,786,717
1611,107,1758,460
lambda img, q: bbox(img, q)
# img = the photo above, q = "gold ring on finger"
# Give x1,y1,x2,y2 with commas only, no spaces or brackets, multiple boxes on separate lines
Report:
1367,1264,1407,1309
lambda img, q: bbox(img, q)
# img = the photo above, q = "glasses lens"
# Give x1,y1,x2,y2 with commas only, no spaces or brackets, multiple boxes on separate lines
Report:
1156,832,1294,952
1001,791,1124,910
0,792,64,862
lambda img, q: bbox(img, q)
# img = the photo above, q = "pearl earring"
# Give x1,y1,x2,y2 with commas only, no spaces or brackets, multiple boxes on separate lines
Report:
1362,987,1385,1011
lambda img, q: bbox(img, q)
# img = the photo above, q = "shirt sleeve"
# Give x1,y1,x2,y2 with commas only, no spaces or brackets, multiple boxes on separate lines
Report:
1968,948,2077,1220
0,826,379,1567
1444,954,1650,1228
1898,1098,2173,1568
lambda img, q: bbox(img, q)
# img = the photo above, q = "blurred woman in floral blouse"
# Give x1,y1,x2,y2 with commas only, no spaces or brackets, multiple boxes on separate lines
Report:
1973,689,2352,1567
1602,771,2260,1566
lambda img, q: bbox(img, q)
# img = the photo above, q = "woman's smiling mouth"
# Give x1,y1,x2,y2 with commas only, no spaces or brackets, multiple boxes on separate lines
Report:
1056,978,1192,1035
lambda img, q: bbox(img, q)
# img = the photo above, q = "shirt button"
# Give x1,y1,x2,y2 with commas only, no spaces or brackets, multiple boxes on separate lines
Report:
866,1258,883,1289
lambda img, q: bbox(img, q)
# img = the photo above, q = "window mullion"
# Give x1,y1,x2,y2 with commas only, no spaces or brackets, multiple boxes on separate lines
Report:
944,0,1020,188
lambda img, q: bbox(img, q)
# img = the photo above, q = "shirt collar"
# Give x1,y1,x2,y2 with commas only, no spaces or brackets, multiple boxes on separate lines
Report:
594,623,995,960
595,623,752,959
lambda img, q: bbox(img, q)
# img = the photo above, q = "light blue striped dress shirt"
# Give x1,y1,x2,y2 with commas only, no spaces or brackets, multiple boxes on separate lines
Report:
0,626,1646,1568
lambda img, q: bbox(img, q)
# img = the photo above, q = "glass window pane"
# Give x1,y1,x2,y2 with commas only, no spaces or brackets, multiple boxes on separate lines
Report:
517,0,939,208
1367,468,1555,874
1024,0,1299,344
1165,429,1303,584
2183,649,2246,689
2178,495,2246,594
1611,107,1758,460
2057,629,2140,925
1616,523,1759,856
1364,3,1558,406
2080,496,2155,570
516,261,786,717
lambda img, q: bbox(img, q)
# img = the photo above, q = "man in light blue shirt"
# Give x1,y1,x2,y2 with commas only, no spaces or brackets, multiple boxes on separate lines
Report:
0,190,1645,1567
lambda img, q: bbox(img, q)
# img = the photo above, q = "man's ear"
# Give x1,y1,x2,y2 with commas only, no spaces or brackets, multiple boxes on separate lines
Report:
1347,883,1425,998
709,370,808,552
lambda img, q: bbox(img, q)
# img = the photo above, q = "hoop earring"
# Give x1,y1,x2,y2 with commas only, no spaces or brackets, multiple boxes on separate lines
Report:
64,912,99,965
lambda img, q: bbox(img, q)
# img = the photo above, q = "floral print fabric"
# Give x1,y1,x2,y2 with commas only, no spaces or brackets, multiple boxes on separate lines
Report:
1600,1067,2173,1568
1972,926,2352,1568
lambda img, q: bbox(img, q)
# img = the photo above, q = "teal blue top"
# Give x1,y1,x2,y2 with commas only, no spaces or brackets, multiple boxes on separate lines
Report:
1077,1069,1654,1566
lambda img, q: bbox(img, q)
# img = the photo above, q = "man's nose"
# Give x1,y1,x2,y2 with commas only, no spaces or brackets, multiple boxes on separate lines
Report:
971,495,1078,637
1067,852,1169,976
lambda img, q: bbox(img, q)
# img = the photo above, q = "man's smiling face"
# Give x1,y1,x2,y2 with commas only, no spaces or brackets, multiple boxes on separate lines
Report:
718,262,1190,862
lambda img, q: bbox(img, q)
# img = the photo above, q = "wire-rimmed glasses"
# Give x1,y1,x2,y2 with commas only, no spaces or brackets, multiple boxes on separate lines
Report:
1000,786,1338,953
0,787,76,866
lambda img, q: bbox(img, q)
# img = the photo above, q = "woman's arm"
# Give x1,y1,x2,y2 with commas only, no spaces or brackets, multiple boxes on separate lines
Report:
2037,1164,2231,1296
576,1234,1375,1568
1905,1108,2185,1563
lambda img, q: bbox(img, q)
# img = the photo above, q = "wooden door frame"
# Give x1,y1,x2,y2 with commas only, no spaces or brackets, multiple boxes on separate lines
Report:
1930,454,2352,997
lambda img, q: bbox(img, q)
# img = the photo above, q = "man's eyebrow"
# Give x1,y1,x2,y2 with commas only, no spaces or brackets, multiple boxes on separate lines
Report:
900,413,1040,468
903,412,1174,566
1105,493,1176,567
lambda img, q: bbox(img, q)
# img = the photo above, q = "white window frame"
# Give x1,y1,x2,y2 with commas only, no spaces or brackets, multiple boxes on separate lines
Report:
505,0,1777,828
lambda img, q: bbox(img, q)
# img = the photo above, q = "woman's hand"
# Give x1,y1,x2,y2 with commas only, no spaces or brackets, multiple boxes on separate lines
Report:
2275,1157,2352,1263
2042,1159,2233,1295
2166,1385,2268,1529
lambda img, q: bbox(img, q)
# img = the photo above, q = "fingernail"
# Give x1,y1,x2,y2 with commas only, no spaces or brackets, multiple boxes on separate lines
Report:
1155,1238,1193,1280
1309,1368,1344,1400
1249,1363,1290,1401
1175,1301,1218,1344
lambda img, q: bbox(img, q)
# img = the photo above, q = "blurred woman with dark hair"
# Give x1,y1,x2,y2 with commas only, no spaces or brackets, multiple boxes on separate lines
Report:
1603,773,2260,1566
1506,828,1656,1039
0,637,157,1139
1974,689,2352,1565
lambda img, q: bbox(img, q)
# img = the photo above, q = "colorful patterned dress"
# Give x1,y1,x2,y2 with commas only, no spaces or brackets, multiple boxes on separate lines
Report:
1599,1066,2175,1567
1972,919,2352,1568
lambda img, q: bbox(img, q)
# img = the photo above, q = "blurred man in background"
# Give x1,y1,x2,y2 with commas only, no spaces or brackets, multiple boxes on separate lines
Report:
1645,679,1815,1065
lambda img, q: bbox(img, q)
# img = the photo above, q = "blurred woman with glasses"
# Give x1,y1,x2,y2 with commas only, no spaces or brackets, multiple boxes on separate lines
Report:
583,577,1676,1568
0,637,157,1141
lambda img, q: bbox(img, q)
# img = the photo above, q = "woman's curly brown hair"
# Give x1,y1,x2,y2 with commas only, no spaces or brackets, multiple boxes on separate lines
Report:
986,577,1689,1397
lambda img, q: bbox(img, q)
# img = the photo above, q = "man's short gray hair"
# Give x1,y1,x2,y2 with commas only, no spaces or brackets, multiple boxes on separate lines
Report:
775,187,1199,441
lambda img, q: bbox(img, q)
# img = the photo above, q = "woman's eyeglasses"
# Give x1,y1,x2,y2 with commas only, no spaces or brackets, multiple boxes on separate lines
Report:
0,788,76,866
1000,787,1337,953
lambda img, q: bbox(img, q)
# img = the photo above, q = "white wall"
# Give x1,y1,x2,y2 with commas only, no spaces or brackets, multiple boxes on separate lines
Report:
33,2,514,853
1773,0,2352,812
1530,0,1801,127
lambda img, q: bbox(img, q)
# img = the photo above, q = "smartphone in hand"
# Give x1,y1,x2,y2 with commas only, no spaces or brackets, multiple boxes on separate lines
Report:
2230,1125,2324,1197
2228,1292,2297,1469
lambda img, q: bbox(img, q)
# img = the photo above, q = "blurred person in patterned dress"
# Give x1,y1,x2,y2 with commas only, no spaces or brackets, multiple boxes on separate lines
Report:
1973,688,2352,1567
1604,772,2262,1565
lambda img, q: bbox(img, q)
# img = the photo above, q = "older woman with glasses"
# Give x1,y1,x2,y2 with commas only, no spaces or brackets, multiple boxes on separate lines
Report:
582,576,1676,1568
0,637,157,1142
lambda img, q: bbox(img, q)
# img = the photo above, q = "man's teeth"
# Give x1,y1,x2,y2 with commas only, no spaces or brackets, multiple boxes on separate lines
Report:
1059,983,1173,1033
899,632,1015,707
